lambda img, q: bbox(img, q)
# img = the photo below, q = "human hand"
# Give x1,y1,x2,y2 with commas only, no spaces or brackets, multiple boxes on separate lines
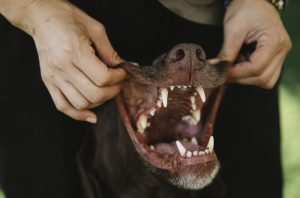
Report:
24,1,126,123
209,0,292,89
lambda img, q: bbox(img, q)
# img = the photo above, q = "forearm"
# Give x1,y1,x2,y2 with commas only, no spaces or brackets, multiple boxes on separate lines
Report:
0,0,70,35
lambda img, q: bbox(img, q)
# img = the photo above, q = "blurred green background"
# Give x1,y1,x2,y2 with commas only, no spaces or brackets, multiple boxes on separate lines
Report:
280,0,300,197
0,1,299,198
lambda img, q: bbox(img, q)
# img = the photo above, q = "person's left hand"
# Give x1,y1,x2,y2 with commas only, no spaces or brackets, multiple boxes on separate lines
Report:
209,0,292,89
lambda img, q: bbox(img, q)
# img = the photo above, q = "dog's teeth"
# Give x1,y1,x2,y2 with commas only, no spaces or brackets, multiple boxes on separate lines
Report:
182,115,197,126
190,137,198,145
150,145,155,151
205,149,210,154
157,99,162,108
183,85,187,88
199,151,205,155
207,136,214,151
186,151,192,157
191,103,197,111
192,110,201,122
193,151,198,156
170,86,175,91
177,85,182,88
176,140,186,156
137,114,148,133
190,96,196,104
196,86,206,103
149,108,156,116
161,88,168,108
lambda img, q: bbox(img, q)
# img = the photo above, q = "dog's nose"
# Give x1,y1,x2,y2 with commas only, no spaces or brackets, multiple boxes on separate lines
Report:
166,44,206,63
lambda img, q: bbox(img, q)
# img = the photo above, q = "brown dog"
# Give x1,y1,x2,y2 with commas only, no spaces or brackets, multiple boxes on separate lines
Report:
79,43,231,198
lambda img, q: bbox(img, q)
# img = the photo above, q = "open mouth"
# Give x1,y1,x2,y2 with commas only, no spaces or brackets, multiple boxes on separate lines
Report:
116,83,225,171
115,43,230,189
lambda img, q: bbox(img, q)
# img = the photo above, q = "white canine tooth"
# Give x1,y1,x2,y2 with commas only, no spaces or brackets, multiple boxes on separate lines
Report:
137,114,148,133
161,88,168,108
192,110,201,122
205,149,209,154
196,86,206,103
157,100,162,107
176,140,187,156
150,145,155,151
149,108,156,116
191,137,198,145
207,136,214,151
186,151,192,157
193,151,198,156
170,86,175,91
190,96,196,104
199,151,205,155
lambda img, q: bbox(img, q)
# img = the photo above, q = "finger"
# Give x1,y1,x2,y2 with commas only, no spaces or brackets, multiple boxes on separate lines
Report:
217,25,247,62
56,78,91,110
73,46,126,87
229,41,279,79
87,21,123,66
88,84,122,109
230,52,285,88
265,63,282,89
64,65,122,103
45,83,97,123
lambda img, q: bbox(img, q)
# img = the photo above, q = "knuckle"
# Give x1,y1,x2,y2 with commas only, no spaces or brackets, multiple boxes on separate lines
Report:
75,102,90,111
285,37,293,52
61,35,75,54
250,67,263,77
94,73,109,87
71,112,82,121
94,77,105,87
93,22,106,35
261,83,274,90
55,102,68,113
90,92,105,104
256,76,269,86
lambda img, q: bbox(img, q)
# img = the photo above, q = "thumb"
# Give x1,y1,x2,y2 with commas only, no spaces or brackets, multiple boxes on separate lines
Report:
217,27,246,62
89,24,123,67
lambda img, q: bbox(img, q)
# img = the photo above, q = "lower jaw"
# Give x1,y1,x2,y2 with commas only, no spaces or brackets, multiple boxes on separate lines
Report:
115,86,225,173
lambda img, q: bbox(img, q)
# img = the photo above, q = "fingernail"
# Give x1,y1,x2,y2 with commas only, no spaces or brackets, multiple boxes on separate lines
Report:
86,117,97,124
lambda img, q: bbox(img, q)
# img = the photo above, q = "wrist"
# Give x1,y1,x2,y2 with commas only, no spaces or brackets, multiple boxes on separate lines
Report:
0,0,69,36
224,0,287,12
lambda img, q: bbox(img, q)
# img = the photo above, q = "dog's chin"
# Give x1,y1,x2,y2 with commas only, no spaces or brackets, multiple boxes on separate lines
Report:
168,162,220,190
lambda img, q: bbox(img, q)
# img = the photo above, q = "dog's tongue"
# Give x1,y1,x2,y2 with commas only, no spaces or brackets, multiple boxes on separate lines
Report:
155,141,200,155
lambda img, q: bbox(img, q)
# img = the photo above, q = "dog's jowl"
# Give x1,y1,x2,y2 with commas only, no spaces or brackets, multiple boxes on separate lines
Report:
79,43,231,198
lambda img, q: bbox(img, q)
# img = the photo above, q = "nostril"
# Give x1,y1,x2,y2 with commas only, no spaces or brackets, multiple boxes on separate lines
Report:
175,49,185,61
196,48,205,60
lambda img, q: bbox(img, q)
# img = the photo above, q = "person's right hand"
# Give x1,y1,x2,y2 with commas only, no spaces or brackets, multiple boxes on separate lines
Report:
23,0,126,123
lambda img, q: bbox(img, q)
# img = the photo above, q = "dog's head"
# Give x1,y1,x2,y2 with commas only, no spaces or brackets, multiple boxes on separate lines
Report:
114,43,231,190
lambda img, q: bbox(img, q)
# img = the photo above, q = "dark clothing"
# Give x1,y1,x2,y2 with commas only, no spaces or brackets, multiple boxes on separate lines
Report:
0,1,282,198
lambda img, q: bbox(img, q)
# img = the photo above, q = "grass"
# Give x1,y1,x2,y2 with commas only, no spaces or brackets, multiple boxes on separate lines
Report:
281,86,300,198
